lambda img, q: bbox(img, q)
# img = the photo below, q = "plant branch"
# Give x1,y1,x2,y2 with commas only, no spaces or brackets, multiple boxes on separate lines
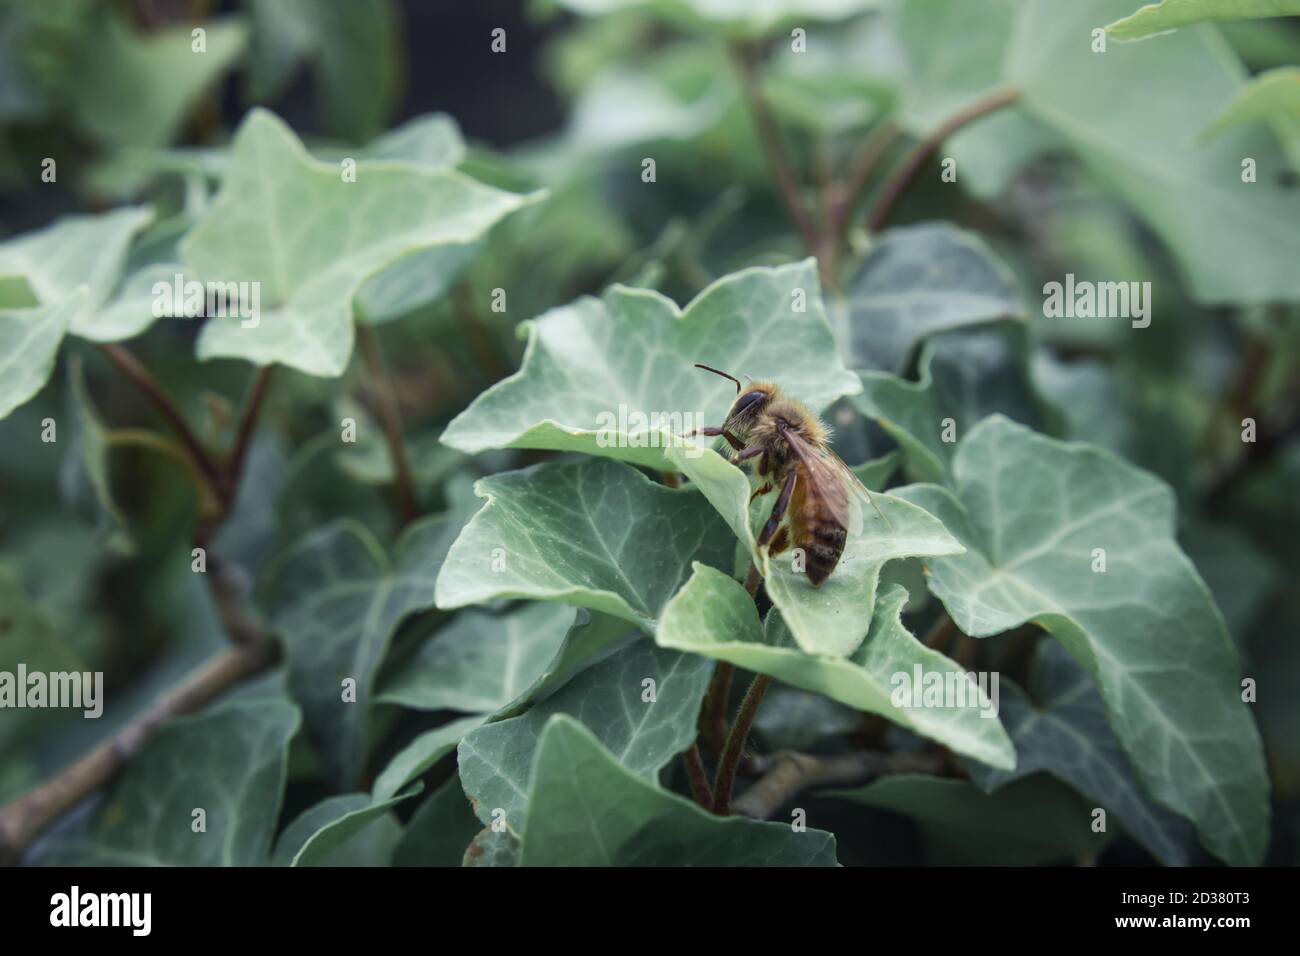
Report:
712,672,771,815
699,661,734,756
830,119,901,249
733,749,946,820
729,42,821,260
681,744,714,811
866,86,1018,233
98,343,226,504
0,638,278,865
356,324,420,526
224,364,274,495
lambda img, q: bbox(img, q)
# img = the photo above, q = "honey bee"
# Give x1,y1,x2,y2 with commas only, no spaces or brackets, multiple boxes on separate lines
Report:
688,363,890,587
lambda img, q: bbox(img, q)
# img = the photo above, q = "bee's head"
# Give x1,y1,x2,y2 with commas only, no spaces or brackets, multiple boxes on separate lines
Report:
694,363,775,439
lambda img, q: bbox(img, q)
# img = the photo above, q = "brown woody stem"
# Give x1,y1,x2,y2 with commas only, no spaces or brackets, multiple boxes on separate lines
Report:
866,86,1018,233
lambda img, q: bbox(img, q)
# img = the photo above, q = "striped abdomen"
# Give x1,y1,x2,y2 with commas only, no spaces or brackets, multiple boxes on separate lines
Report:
790,469,847,586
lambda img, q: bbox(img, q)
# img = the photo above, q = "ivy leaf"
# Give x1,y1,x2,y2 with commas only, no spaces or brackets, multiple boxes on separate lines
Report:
965,641,1196,866
441,261,860,471
179,109,537,377
518,715,838,866
463,827,520,867
0,566,87,755
33,696,300,866
371,715,486,799
394,776,482,867
1009,0,1300,304
893,416,1270,866
272,786,419,867
0,206,153,340
657,566,1014,768
434,457,735,632
264,516,453,788
838,223,1024,373
1105,0,1300,42
828,773,1100,866
243,0,400,141
553,0,880,37
60,358,133,554
378,603,575,715
664,442,963,657
1202,66,1300,170
70,15,248,149
457,640,713,833
853,324,1049,485
0,292,84,421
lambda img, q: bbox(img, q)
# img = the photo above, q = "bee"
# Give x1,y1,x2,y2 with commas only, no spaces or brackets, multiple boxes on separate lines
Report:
688,363,890,587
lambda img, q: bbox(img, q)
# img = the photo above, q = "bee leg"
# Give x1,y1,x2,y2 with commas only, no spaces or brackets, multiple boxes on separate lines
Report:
684,425,744,451
732,445,763,467
757,470,797,548
749,483,773,503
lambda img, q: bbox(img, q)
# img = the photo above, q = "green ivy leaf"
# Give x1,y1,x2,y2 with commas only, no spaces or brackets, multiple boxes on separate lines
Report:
1202,66,1300,170
1009,0,1300,304
372,715,486,799
828,773,1100,866
244,0,401,141
264,516,453,788
272,785,419,867
62,358,133,554
664,442,963,657
893,416,1270,866
34,696,300,865
457,640,712,832
394,775,482,867
0,292,83,421
553,0,880,37
434,458,735,632
657,567,1014,768
70,15,248,149
518,715,838,865
1106,0,1300,42
0,566,86,755
965,641,1196,866
0,206,153,340
838,223,1024,373
463,827,520,867
441,261,860,470
853,325,1048,485
180,109,537,377
378,603,575,714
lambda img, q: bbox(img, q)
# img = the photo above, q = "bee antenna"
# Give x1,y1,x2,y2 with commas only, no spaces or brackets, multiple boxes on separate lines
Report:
693,363,742,395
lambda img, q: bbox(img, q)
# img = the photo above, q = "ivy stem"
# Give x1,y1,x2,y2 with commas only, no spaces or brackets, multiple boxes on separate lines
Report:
0,640,278,865
0,343,285,863
224,364,274,496
356,324,420,526
828,119,901,253
713,673,772,816
700,661,734,755
866,86,1019,233
98,343,226,504
729,41,821,262
681,744,714,811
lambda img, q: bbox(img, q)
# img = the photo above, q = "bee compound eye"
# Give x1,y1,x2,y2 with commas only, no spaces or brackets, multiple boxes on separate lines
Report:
733,390,765,414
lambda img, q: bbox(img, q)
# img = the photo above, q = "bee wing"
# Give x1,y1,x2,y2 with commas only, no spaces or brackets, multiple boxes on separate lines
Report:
781,426,891,537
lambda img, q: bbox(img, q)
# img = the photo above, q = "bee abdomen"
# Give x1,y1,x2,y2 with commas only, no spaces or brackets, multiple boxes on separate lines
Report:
800,522,846,587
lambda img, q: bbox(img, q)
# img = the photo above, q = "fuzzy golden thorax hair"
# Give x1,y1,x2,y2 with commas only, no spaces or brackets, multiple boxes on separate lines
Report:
724,382,829,453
